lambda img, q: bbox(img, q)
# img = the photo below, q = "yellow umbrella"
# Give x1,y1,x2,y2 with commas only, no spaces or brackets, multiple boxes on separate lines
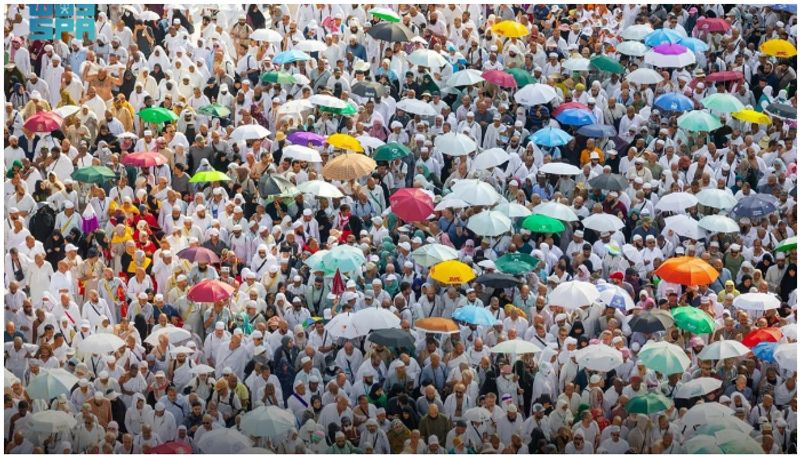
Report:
322,153,376,181
326,133,364,152
760,39,797,58
491,20,530,38
732,109,772,125
430,260,476,285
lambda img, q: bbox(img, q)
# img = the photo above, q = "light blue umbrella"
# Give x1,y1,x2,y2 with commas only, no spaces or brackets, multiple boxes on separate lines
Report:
596,283,636,311
453,305,498,326
555,108,597,126
273,50,313,65
678,37,710,53
529,126,574,146
27,369,78,400
654,93,695,112
304,249,330,271
644,28,682,47
752,342,778,363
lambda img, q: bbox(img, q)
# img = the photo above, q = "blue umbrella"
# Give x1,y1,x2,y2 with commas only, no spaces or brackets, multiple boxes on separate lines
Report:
644,29,682,47
772,5,797,13
453,305,498,326
654,93,695,112
529,126,574,147
273,50,313,65
555,108,597,126
730,194,779,219
678,37,710,53
752,342,778,363
596,283,636,311
576,124,616,138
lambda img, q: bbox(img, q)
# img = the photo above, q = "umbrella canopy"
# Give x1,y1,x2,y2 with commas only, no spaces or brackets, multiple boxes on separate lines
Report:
187,279,235,302
138,107,178,123
491,20,529,38
683,402,736,431
538,162,582,175
752,342,778,363
574,344,623,372
629,310,674,333
664,214,702,239
230,124,270,142
505,67,536,87
732,109,771,125
654,93,695,112
272,49,312,64
318,245,366,274
23,111,63,132
29,410,78,434
196,428,253,453
373,142,412,162
250,28,282,43
450,179,502,206
189,170,231,183
621,24,654,40
706,70,744,83
576,124,616,138
588,173,628,191
71,166,116,184
494,201,532,219
367,328,415,350
295,39,327,53
678,37,710,52
760,38,797,58
678,110,722,132
521,214,565,233
548,281,599,310
414,317,460,334
310,94,348,110
698,215,739,233
730,194,779,219
656,256,719,285
775,236,797,253
773,343,796,372
741,327,782,348
396,98,437,117
698,339,751,360
408,49,448,69
676,377,723,399
555,108,596,126
685,435,723,454
26,369,78,400
563,57,592,72
149,442,193,454
625,392,672,414
77,333,125,355
390,188,434,222
696,17,731,33
430,260,475,285
368,7,401,22
514,83,558,105
144,326,191,345
595,283,636,311
325,312,360,339
782,323,797,341
467,210,512,236
122,151,168,167
490,339,542,354
350,308,401,335
581,213,625,232
288,131,325,146
552,101,591,116
530,201,578,222
644,28,682,46
453,305,498,326
260,71,296,85
322,153,376,181
495,252,540,275
481,69,517,88
617,40,648,56
672,306,716,334
472,147,510,170
529,126,573,147
475,272,524,289
434,132,477,156
176,246,220,264
411,244,458,267
282,145,322,163
351,80,385,98
701,93,745,113
645,44,696,68
626,68,664,85
733,292,781,312
764,101,796,119
447,69,485,87
197,103,231,118
638,340,691,374
463,407,492,422
590,54,625,74
696,189,738,210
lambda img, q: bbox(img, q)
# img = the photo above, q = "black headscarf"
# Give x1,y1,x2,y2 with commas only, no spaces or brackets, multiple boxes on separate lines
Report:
779,264,797,302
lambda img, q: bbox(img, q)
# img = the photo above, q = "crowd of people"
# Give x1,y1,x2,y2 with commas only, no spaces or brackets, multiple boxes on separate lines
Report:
3,3,798,455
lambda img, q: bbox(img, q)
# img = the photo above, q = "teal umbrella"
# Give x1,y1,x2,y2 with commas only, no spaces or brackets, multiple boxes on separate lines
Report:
637,340,691,374
506,68,536,87
521,214,565,233
684,436,723,454
624,392,672,414
590,55,625,74
495,252,540,275
373,142,412,161
319,100,358,116
138,107,178,123
198,103,231,118
701,93,745,113
260,71,296,84
319,245,366,274
672,306,716,334
677,110,722,132
27,369,78,400
71,165,116,184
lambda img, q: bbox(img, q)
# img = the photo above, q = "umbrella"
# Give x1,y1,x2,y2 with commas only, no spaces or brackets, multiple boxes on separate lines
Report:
282,145,322,163
581,213,625,232
529,126,573,147
590,55,625,74
764,102,796,119
538,162,582,175
716,432,764,454
27,369,78,400
696,189,738,210
701,93,745,113
678,37,710,53
644,28,682,46
295,39,327,53
530,202,578,222
454,305,498,326
373,142,412,162
322,154,376,181
77,333,125,355
368,328,415,350
435,132,477,156
447,69,485,87
574,345,623,372
626,68,664,85
741,327,782,348
230,124,270,142
629,310,674,333
588,174,628,191
732,109,771,125
310,94,348,110
29,411,78,434
277,99,314,117
698,215,739,233
595,283,635,311
396,98,437,117
4,368,20,387
645,44,696,68
621,24,654,40
733,293,781,312
144,326,191,345
678,110,722,132
430,260,475,285
408,49,448,69
682,402,735,430
367,22,415,42
197,103,231,118
563,57,592,72
617,40,648,56
463,407,492,422
467,211,512,236
272,49,312,64
450,179,502,206
514,83,558,106
672,306,716,334
625,392,672,414
250,28,282,43
138,107,178,123
191,364,215,375
351,81,385,98
435,196,470,211
494,201,532,219
685,435,723,454
654,93,695,112
521,214,565,233
138,10,161,21
556,108,597,126
319,245,366,274
368,7,401,22
695,17,730,33
676,377,723,399
350,308,401,335
322,100,359,118
472,148,510,170
122,151,168,167
760,39,797,58
552,101,591,116
698,339,751,360
548,281,599,310
71,166,116,184
189,170,231,183
664,214,701,239
492,20,529,38
414,317,460,334
196,428,253,453
706,70,744,83
775,236,797,253
782,323,797,340
23,111,63,133
773,343,796,371
730,194,779,219
288,131,325,146
475,273,524,289
149,442,193,454
480,69,516,88
495,253,540,275
638,340,691,374
390,188,434,222
326,133,364,152
260,71,296,84
576,124,616,138
325,312,359,339
187,279,235,302
505,67,536,87
752,342,778,363
176,246,220,264
412,244,458,267
656,256,718,286
490,339,542,354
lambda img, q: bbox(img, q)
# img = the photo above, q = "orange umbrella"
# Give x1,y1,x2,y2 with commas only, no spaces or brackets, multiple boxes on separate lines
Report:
414,317,460,334
655,256,719,286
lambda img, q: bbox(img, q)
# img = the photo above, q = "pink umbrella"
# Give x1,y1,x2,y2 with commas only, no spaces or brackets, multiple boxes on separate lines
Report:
705,71,744,83
121,151,168,167
148,442,193,454
176,247,221,264
652,43,690,55
696,18,731,33
481,70,517,88
390,188,434,222
187,279,235,303
552,101,591,116
23,111,63,133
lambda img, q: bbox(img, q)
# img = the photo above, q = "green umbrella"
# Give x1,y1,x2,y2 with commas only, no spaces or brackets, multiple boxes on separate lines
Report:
677,110,722,132
138,107,178,123
590,55,625,74
521,214,565,233
701,93,745,113
319,101,358,116
624,392,672,415
684,436,724,454
373,142,412,161
70,166,117,184
672,306,716,334
495,252,540,275
189,170,232,183
716,434,763,454
637,340,691,374
197,103,231,118
505,68,536,87
775,236,797,252
260,71,296,84
368,7,401,23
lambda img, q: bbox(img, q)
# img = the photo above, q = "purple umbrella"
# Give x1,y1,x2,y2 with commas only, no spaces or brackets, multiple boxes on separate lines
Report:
287,131,325,146
652,43,689,55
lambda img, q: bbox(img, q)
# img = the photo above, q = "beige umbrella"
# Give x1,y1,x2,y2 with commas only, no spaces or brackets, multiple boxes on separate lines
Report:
322,153,376,181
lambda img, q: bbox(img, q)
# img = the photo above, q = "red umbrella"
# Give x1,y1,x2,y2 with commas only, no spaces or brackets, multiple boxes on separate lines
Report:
148,442,193,454
742,327,782,348
705,71,744,83
481,70,517,88
187,279,235,302
331,268,345,296
390,188,434,222
553,101,591,116
695,18,731,33
23,111,63,133
122,151,168,167
176,247,220,264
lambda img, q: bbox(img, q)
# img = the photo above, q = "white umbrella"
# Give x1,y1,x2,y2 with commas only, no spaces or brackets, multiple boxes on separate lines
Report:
26,368,79,400
574,345,623,372
645,48,696,68
412,244,459,267
696,189,738,210
282,145,322,163
139,10,161,21
490,339,542,354
471,148,510,170
350,308,401,336
697,339,751,360
581,213,625,232
538,162,581,175
325,312,360,340
655,192,698,213
309,94,347,109
251,28,283,43
682,402,734,430
450,179,502,206
297,180,344,199
463,407,492,422
447,69,485,87
434,196,470,211
408,49,448,69
435,132,477,156
494,201,532,219
563,57,591,72
548,281,599,310
295,40,327,53
171,346,195,356
241,406,296,439
231,124,271,142
277,99,314,117
467,211,512,237
622,244,643,264
29,411,78,434
617,41,648,56
773,343,796,371
698,215,740,233
621,24,655,40
357,135,386,149
663,214,702,239
196,428,253,453
4,368,20,387
191,364,216,375
595,283,636,311
117,132,139,141
77,334,125,355
292,74,310,86
144,326,191,345
627,68,664,85
782,323,797,341
396,98,437,117
733,293,781,312
514,83,558,106
675,377,723,399
54,105,80,119
531,201,579,222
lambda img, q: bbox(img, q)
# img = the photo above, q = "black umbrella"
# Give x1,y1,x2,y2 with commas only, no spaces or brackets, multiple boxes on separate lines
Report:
367,22,415,42
588,173,628,191
629,310,674,333
258,174,295,196
765,102,795,119
352,81,385,98
730,194,779,219
368,328,415,350
475,273,524,289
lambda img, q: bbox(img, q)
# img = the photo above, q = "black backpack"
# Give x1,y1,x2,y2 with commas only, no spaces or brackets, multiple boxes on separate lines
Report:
30,204,56,242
